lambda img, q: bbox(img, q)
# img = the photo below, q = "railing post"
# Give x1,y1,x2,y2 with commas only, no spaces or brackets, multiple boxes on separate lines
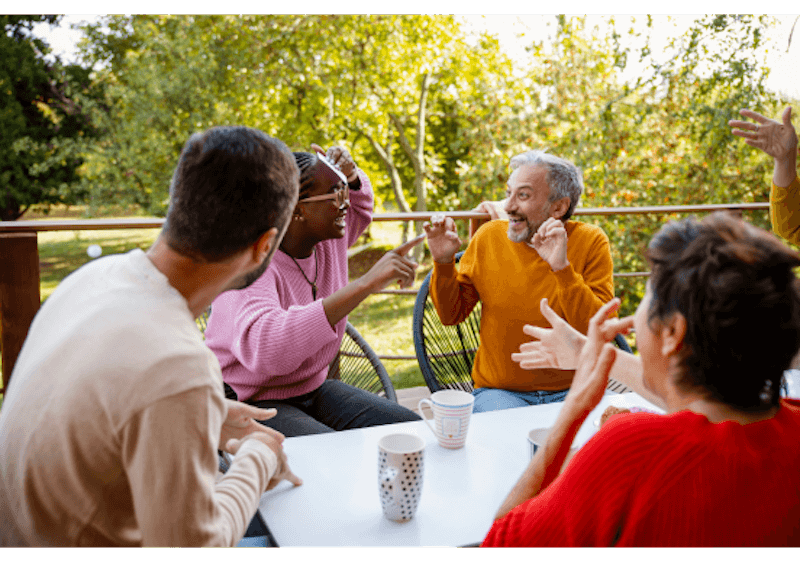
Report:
0,233,41,394
469,217,489,238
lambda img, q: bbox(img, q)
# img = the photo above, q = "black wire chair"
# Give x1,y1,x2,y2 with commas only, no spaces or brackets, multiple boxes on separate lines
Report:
328,322,398,402
413,251,633,395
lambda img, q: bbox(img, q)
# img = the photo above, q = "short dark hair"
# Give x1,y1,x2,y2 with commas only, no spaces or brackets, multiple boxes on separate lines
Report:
162,126,299,262
645,212,800,410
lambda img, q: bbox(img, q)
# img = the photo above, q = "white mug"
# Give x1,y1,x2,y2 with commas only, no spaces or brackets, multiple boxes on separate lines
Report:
417,389,475,449
528,427,578,463
377,433,425,522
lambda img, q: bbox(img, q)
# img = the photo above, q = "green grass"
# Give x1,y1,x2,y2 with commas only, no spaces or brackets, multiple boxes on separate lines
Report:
27,214,428,390
4,211,644,404
38,229,160,301
4,210,644,401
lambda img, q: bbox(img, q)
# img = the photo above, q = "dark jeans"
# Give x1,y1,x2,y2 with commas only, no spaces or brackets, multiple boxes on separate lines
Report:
247,379,421,437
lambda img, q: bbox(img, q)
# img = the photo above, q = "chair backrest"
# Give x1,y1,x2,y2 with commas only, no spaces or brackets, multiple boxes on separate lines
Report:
328,322,398,403
412,251,633,394
413,252,480,393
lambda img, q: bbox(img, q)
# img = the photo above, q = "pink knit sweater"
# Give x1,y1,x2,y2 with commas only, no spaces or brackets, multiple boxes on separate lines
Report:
205,170,373,401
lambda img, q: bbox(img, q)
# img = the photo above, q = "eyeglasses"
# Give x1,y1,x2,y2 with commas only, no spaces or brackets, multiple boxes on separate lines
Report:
298,184,349,207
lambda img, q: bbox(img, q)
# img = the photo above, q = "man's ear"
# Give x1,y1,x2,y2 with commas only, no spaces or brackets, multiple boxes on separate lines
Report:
253,228,279,264
549,197,571,220
661,312,687,357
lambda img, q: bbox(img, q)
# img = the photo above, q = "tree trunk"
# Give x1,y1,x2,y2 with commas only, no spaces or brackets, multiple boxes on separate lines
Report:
390,72,431,261
363,131,412,242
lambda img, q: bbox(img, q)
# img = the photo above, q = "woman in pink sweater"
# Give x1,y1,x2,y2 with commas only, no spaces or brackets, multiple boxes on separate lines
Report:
484,211,800,546
205,145,421,436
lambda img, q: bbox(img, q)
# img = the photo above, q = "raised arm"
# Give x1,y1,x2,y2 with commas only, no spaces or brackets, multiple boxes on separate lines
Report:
729,107,800,244
534,220,615,333
512,298,666,410
424,214,481,325
494,299,625,521
320,234,424,327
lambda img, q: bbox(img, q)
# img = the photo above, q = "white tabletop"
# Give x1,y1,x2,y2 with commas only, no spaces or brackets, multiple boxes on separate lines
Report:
257,392,662,547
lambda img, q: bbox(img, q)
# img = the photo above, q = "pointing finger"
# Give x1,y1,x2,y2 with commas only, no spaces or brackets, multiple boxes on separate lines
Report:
393,233,426,256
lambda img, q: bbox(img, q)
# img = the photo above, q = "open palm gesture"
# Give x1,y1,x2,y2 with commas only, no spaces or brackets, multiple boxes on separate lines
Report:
562,298,634,419
729,107,797,161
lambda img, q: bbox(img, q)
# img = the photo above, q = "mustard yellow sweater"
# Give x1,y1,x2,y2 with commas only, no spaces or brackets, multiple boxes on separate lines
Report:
430,220,615,392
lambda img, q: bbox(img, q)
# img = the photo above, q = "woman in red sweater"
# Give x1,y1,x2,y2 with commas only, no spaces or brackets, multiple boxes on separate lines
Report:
483,211,800,547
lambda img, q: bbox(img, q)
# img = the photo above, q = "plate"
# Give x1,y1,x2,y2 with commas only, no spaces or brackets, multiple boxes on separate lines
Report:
591,394,663,428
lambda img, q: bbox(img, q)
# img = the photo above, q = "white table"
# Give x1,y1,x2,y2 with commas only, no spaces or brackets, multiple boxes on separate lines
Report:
257,392,662,547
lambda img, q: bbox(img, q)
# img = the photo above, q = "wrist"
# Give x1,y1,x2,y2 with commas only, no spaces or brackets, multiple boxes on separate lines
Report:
347,169,360,186
353,272,378,295
433,254,456,265
773,159,797,188
554,398,591,431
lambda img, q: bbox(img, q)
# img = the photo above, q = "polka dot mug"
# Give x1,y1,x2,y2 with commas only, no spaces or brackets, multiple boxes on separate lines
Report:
377,433,425,522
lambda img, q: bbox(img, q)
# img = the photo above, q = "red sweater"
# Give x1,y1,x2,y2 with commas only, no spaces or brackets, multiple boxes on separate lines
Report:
483,399,800,547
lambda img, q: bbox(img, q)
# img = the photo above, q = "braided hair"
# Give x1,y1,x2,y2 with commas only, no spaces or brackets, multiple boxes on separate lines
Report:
293,152,320,199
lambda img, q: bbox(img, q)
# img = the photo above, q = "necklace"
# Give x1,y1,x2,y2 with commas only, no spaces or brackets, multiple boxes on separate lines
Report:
283,247,319,300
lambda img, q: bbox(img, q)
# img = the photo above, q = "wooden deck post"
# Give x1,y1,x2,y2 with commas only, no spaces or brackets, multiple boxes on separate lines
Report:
0,233,41,394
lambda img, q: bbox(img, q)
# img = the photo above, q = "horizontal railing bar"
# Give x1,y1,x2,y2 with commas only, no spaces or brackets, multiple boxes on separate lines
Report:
0,202,769,233
371,202,769,222
0,218,166,232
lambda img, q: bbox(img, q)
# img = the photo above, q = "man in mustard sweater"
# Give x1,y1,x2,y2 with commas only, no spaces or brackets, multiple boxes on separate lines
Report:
424,150,615,413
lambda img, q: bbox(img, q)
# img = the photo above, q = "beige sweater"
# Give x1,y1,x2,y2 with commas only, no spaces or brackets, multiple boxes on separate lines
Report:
0,249,277,546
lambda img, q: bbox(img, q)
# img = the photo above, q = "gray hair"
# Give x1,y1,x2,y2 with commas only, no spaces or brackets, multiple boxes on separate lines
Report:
509,150,583,221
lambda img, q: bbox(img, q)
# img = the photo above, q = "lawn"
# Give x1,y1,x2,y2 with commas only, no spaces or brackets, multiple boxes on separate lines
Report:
26,211,431,390
3,208,641,405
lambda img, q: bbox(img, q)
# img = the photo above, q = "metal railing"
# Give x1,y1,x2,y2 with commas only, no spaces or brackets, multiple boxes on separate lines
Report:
0,201,771,393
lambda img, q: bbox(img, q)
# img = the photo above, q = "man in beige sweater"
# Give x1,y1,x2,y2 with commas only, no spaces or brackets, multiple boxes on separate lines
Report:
0,126,302,546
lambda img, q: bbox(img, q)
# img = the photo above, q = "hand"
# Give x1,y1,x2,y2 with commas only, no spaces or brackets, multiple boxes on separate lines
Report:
225,433,303,491
311,143,358,183
360,235,424,291
729,107,797,162
423,214,462,264
531,217,569,271
473,200,508,221
512,298,587,371
561,299,634,420
220,399,285,446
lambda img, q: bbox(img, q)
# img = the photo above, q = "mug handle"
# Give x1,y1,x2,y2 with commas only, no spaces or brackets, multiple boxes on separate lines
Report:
417,398,437,436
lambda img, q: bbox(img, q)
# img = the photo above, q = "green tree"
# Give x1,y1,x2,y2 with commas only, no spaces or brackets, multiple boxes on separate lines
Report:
516,15,786,316
0,15,100,221
79,15,247,215
77,14,521,235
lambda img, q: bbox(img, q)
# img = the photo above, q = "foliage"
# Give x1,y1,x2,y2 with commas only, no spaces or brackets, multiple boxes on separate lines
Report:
76,15,522,226
71,15,796,315
509,15,789,316
0,15,101,221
